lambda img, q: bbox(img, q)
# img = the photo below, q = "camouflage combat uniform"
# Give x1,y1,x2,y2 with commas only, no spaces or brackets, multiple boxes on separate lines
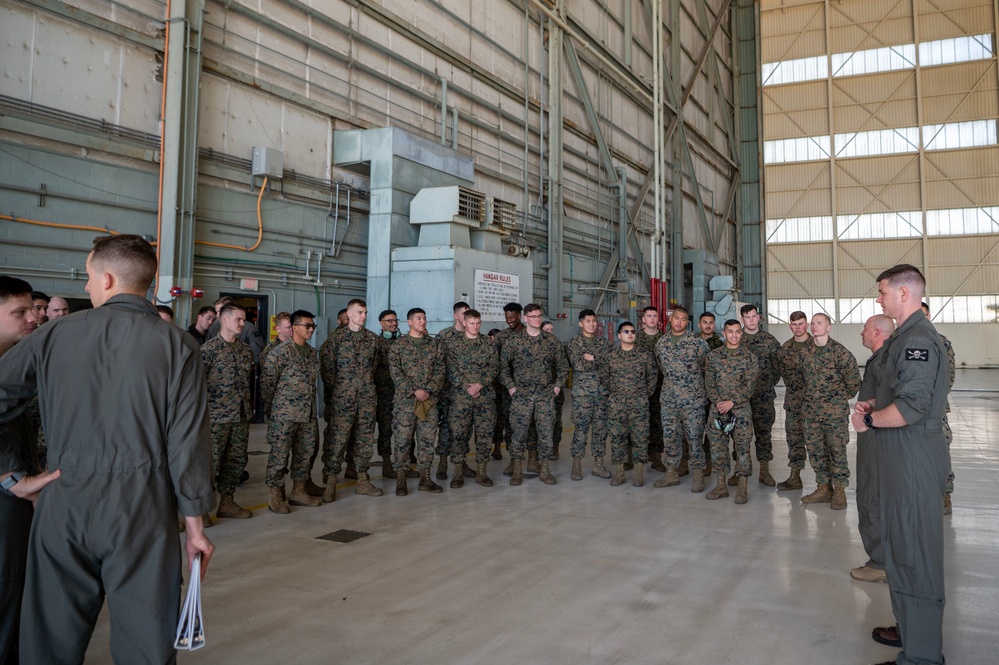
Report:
705,345,760,478
259,337,282,369
742,329,782,463
320,326,379,476
499,331,569,462
940,334,956,495
552,339,568,452
447,334,499,464
606,346,658,464
636,328,664,456
655,332,710,472
261,340,319,488
566,333,612,459
776,334,812,472
375,331,401,463
801,338,861,487
435,325,465,461
389,334,446,471
702,334,724,350
202,336,254,496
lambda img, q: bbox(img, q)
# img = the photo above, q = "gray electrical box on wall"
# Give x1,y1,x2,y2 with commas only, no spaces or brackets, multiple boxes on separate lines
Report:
252,147,284,178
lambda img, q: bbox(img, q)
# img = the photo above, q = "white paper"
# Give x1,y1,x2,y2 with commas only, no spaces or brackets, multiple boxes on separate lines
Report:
174,554,205,651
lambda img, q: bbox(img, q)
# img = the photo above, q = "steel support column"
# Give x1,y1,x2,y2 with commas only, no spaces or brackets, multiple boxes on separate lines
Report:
547,5,565,320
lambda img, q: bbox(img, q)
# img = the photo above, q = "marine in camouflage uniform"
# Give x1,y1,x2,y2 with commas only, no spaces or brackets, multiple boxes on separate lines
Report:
201,332,254,504
636,311,665,466
740,308,782,473
389,330,446,473
566,318,612,463
800,316,860,506
492,324,521,451
776,322,812,480
655,324,709,478
435,322,469,476
705,337,760,489
375,329,401,468
320,324,380,478
261,338,319,491
499,309,568,483
447,329,499,468
607,338,658,467
702,334,723,350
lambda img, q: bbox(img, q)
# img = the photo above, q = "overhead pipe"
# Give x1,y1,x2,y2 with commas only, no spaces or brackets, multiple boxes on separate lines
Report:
195,176,268,251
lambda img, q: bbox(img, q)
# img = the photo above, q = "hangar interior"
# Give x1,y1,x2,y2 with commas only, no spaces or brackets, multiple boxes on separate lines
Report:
1,0,998,663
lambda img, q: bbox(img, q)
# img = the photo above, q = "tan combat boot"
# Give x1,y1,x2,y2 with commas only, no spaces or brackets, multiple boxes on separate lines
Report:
801,484,833,504
418,468,444,493
527,450,541,474
539,461,557,485
216,494,251,519
649,453,668,473
727,472,740,486
395,470,408,496
591,457,611,479
570,458,583,481
690,471,705,493
381,457,394,478
268,486,291,514
289,480,321,507
436,457,448,480
777,467,803,491
654,466,680,488
705,473,730,500
735,477,748,504
633,463,645,487
830,485,847,510
450,461,466,489
510,460,524,486
758,461,776,487
610,463,626,486
304,475,325,497
476,461,494,487
322,475,337,503
355,472,384,497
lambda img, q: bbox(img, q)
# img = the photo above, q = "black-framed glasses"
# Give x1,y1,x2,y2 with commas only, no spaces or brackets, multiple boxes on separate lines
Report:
295,323,317,329
620,329,636,335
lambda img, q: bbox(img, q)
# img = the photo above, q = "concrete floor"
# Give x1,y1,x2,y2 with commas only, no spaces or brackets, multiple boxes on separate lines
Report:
84,371,999,664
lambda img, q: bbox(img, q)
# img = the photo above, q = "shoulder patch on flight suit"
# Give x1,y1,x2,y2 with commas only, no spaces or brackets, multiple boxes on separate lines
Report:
906,349,929,361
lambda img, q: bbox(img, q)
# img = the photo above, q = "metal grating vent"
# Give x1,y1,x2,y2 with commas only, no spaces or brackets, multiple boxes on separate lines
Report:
489,197,516,233
316,529,371,543
457,187,487,225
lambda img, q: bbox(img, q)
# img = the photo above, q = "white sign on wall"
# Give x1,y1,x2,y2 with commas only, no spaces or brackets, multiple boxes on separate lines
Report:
474,269,520,321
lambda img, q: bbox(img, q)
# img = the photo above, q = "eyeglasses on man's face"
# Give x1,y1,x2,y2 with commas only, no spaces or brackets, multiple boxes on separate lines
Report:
620,329,636,335
295,323,317,329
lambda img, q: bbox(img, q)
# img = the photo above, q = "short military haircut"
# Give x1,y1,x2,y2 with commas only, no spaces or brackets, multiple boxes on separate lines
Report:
503,302,523,313
724,319,741,329
487,328,501,337
31,291,49,303
523,303,542,316
789,310,807,322
618,321,636,333
453,301,470,313
290,309,315,326
671,305,689,317
642,306,659,315
813,312,831,324
90,234,157,292
920,302,930,313
0,276,32,304
337,308,347,318
464,309,481,320
578,309,596,321
740,304,759,316
198,305,216,317
219,303,246,318
214,295,235,308
699,311,715,321
347,298,366,309
407,307,426,320
156,305,175,320
876,264,926,292
378,309,397,321
274,311,292,324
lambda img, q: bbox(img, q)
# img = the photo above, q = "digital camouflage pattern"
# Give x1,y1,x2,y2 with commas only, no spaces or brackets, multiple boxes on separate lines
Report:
801,337,860,487
655,332,709,471
777,335,812,471
742,329,782,463
500,331,569,461
202,336,254,496
705,346,760,478
447,334,499,464
320,326,379,475
636,328,664,454
566,333,611,459
606,346,658,464
702,334,724,350
435,325,465,461
210,422,249,495
260,340,320,488
492,326,522,448
940,333,956,494
374,332,400,460
389,335,446,471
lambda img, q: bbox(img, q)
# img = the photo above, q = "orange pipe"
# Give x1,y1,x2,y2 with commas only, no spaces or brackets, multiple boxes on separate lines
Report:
0,213,121,235
154,0,171,298
194,176,267,252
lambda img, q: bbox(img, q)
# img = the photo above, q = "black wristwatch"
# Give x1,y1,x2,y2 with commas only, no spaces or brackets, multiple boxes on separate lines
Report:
863,414,876,429
1,471,25,495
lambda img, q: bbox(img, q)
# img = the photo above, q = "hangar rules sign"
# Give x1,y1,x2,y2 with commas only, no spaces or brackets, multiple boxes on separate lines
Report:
474,269,520,321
